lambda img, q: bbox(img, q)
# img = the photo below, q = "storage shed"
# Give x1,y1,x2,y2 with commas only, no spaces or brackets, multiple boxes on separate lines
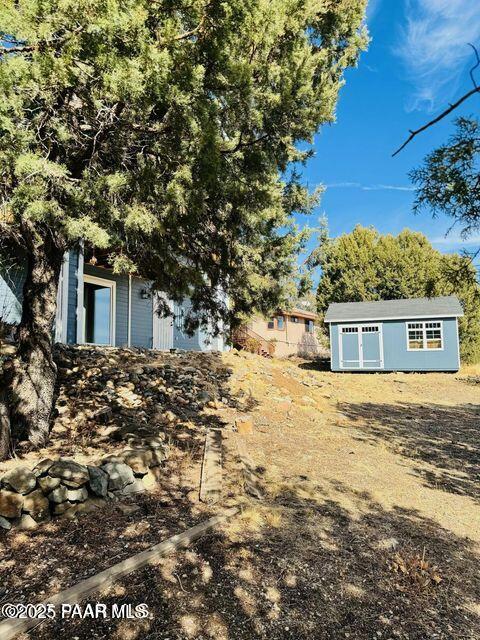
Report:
325,296,463,372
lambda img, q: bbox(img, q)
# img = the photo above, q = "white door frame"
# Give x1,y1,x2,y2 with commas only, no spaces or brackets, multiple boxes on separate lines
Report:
82,274,116,346
54,252,70,343
338,323,384,370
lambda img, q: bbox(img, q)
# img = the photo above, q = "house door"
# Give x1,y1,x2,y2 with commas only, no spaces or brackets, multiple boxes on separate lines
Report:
152,294,174,350
339,324,383,369
83,275,116,346
173,302,201,350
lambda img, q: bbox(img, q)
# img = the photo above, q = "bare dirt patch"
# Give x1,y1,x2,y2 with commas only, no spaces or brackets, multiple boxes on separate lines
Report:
2,351,480,639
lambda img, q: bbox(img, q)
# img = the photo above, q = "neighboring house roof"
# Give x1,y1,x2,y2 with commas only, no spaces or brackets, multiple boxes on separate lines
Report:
324,296,463,323
281,307,318,320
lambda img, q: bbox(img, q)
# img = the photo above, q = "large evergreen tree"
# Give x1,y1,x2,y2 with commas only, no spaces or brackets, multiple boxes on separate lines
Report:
313,225,480,363
0,0,367,454
410,117,480,239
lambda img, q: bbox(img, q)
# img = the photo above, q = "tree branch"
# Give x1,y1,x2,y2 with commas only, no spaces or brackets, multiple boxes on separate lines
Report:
0,221,24,249
392,85,480,157
468,43,480,89
221,133,270,154
0,27,83,58
0,44,35,55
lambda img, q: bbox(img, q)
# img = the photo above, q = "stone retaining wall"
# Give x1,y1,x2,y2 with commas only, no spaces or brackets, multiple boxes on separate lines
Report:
0,436,167,531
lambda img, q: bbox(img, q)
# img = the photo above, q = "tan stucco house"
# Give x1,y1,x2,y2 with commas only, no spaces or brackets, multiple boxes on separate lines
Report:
242,308,320,357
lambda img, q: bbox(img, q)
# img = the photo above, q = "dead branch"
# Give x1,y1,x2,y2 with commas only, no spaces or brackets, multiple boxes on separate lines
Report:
392,86,480,157
468,43,480,90
393,44,480,157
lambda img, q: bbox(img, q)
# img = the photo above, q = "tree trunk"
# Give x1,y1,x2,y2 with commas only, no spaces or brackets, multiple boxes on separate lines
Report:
0,382,12,460
9,237,63,448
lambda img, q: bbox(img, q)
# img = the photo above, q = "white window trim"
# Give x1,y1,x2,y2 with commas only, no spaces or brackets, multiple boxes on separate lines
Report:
338,323,384,370
405,320,443,352
82,274,116,346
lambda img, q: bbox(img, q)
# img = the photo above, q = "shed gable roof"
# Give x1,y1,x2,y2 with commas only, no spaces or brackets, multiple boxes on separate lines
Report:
324,296,463,322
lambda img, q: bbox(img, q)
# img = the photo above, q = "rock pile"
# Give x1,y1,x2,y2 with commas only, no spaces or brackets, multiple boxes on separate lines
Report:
0,436,167,531
52,344,233,445
1,345,234,532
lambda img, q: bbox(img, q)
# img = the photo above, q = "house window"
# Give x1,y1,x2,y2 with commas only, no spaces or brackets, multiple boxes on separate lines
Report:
290,316,299,323
277,316,285,330
407,321,443,350
267,318,275,330
305,319,314,333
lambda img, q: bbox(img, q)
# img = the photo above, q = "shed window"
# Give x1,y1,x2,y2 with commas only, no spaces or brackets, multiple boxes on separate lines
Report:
290,316,299,323
342,327,358,333
267,318,275,330
407,321,443,350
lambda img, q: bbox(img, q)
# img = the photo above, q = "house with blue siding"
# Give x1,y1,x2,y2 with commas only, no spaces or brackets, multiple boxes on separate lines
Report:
325,296,463,372
0,249,227,352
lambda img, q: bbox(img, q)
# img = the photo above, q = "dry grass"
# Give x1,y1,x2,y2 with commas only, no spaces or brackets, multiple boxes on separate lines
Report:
2,350,480,639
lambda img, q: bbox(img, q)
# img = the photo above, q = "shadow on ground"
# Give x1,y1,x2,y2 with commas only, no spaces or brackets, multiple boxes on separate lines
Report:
297,357,331,372
2,351,479,640
337,401,480,502
29,477,480,640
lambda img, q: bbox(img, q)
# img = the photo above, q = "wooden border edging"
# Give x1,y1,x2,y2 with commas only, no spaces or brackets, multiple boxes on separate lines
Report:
199,428,223,504
0,506,239,640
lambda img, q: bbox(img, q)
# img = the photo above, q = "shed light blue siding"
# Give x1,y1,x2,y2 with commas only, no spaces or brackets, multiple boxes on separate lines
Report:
330,317,460,372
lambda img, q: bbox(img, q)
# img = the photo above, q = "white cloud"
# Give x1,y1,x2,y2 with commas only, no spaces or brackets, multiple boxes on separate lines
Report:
325,181,362,188
366,0,382,22
362,184,415,192
396,0,480,111
430,233,480,247
326,182,415,192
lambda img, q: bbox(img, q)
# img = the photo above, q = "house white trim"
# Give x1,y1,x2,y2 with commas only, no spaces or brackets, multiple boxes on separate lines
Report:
456,317,461,370
127,274,132,348
82,274,116,346
54,252,70,343
76,246,84,344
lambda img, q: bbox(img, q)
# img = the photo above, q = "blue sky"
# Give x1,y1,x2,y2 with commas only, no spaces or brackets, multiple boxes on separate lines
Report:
298,0,480,265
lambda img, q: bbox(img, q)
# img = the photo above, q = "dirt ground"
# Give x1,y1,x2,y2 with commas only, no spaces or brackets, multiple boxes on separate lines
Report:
1,350,479,639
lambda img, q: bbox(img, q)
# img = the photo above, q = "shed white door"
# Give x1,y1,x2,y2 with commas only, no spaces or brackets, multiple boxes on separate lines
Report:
339,324,383,369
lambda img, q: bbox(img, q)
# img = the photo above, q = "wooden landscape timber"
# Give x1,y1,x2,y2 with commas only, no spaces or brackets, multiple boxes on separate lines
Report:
199,428,223,504
0,507,239,640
